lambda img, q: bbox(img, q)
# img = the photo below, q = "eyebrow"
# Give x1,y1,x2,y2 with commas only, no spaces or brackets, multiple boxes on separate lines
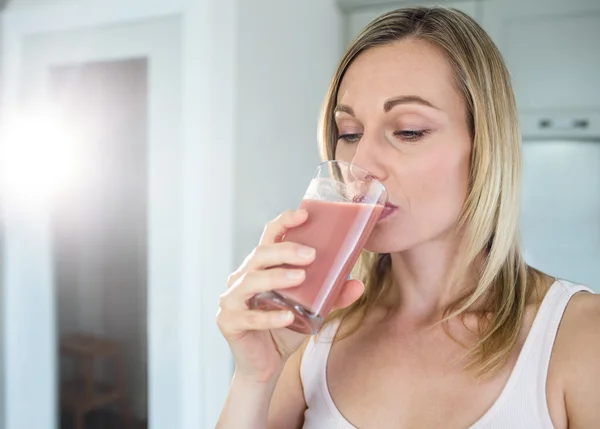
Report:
333,104,355,116
334,95,440,117
384,95,440,112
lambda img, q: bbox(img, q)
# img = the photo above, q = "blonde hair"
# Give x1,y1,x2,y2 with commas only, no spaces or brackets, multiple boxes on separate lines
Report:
319,6,538,377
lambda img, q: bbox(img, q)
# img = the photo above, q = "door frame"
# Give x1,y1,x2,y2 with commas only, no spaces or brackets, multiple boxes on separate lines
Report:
0,1,235,428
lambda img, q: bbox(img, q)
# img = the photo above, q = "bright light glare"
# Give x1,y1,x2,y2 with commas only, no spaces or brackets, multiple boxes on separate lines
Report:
1,109,82,206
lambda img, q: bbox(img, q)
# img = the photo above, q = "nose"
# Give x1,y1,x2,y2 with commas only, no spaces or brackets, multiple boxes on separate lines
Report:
349,131,388,182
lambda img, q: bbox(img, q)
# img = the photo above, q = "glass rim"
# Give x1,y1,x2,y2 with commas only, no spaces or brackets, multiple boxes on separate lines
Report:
315,159,388,204
317,160,385,184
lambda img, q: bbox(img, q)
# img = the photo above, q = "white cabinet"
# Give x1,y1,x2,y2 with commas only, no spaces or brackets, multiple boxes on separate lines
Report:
481,0,600,114
342,0,481,46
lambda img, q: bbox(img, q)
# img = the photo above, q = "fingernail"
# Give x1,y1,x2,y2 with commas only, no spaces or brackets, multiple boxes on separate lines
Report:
298,247,315,259
296,209,308,216
280,311,293,322
286,269,305,280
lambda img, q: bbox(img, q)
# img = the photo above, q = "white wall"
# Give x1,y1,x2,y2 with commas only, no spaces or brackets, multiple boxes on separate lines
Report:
0,2,230,429
5,0,53,7
1,8,180,429
234,0,344,265
0,238,3,428
0,5,5,426
0,0,343,427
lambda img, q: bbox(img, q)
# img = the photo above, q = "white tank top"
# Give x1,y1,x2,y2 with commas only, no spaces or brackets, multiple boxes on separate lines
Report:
300,280,592,429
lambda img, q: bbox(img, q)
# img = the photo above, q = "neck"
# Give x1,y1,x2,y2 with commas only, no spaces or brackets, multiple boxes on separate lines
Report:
388,234,482,323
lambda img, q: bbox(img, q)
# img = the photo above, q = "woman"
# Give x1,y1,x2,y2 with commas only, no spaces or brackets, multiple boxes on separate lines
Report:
216,7,600,428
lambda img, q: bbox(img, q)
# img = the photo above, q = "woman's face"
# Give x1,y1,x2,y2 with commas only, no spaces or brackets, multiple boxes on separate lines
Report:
334,39,472,253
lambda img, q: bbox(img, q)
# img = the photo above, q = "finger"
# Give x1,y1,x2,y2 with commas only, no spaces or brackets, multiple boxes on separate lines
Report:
217,309,294,336
226,209,309,288
331,279,365,311
259,209,308,245
246,242,316,272
227,242,315,288
226,268,307,307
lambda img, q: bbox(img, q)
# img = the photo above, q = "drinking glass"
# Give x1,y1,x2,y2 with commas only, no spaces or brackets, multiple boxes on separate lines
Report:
249,160,387,334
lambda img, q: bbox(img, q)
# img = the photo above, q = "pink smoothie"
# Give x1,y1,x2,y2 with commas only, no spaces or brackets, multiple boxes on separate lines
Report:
278,198,383,317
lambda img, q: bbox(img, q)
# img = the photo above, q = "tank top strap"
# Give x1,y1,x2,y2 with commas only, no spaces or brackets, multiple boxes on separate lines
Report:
533,280,593,401
300,319,341,406
469,279,593,428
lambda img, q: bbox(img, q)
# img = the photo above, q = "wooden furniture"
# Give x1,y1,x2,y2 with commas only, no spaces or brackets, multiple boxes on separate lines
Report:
60,333,130,429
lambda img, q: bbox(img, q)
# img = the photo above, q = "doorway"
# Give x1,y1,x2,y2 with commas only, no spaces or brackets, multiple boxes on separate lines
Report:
49,59,148,429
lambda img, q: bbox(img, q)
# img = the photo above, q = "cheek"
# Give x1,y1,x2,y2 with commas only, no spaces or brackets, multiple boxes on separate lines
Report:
334,143,356,163
364,140,471,253
410,142,471,220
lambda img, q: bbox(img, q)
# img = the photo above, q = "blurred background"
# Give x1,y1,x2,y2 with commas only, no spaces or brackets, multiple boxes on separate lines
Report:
0,0,598,428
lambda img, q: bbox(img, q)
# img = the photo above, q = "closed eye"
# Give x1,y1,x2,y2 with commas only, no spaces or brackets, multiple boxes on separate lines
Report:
393,130,429,142
338,133,362,144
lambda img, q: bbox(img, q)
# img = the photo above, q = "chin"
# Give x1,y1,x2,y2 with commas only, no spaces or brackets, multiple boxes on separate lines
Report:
363,227,416,254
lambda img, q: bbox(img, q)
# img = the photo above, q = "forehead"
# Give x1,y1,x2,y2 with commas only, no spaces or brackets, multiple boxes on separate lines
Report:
337,39,460,111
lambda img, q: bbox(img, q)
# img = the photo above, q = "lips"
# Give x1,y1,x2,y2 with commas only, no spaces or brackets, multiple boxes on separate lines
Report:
379,201,399,221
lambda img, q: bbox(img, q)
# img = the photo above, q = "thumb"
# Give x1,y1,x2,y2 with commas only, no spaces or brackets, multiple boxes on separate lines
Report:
332,279,365,311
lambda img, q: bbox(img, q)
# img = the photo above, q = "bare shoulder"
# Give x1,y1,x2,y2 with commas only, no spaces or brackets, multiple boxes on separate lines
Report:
552,289,600,428
558,290,600,351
